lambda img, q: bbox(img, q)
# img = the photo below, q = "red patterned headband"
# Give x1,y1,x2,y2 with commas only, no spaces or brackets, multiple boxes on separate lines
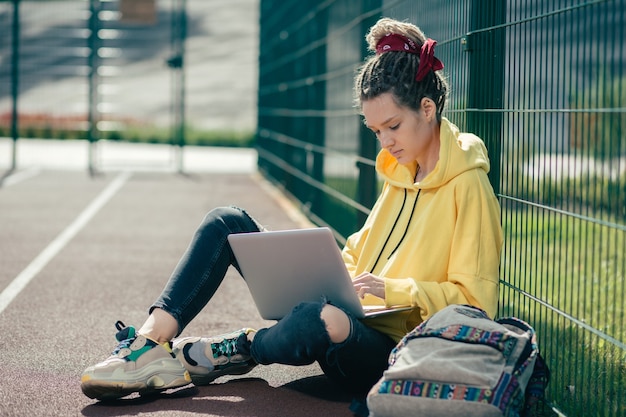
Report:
375,33,444,81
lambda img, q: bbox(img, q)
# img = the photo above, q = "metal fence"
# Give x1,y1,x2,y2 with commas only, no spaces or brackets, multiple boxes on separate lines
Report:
257,1,625,416
1,0,259,176
0,0,187,174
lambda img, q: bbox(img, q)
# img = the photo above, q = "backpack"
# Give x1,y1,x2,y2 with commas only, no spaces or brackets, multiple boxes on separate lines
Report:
366,304,550,417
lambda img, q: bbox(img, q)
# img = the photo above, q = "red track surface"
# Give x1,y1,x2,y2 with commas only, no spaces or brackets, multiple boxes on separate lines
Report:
0,170,354,417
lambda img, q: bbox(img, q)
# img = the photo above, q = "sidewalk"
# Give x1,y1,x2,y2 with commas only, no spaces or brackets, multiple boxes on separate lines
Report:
0,138,258,175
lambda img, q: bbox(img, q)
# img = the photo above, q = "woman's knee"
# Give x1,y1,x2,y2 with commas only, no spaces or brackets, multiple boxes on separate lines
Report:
203,206,244,226
200,206,261,233
320,304,351,344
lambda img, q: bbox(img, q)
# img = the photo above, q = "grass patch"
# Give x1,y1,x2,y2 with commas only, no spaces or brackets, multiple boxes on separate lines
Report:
105,126,255,148
500,205,625,417
0,118,254,148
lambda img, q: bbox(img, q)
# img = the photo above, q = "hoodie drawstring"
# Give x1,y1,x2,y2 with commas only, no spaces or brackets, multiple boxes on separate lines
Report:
369,188,421,274
388,188,421,258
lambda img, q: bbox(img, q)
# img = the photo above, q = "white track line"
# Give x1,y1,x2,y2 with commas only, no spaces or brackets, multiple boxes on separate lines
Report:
0,171,132,315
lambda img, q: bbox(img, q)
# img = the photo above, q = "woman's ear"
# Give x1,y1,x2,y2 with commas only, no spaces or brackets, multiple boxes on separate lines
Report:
420,97,436,122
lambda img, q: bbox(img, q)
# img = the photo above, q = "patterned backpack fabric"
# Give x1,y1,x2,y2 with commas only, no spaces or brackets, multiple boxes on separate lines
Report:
366,304,550,417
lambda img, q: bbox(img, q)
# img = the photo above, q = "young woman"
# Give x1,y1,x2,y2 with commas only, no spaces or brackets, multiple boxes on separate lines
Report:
81,17,503,401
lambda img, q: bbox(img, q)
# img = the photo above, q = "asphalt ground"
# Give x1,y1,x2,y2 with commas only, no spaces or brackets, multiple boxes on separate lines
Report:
0,141,355,416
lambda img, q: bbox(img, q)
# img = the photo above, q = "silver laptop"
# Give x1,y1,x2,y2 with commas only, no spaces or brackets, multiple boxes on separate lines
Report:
227,227,412,320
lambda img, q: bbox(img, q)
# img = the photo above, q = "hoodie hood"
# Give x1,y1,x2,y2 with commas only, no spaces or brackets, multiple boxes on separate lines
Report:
376,117,491,190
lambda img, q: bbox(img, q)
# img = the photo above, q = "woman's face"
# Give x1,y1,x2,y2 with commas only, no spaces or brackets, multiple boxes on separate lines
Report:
362,92,433,165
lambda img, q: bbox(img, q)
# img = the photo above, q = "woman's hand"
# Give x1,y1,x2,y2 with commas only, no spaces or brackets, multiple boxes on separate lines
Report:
352,272,385,299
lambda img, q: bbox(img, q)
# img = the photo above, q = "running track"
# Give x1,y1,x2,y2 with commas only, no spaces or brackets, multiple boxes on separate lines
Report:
0,148,354,416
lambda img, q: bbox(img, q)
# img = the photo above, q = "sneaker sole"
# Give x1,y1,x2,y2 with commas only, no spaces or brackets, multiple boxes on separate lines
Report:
81,358,191,400
189,362,257,386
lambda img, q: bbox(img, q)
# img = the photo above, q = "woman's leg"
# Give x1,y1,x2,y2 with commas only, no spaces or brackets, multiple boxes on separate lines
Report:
145,205,263,340
81,206,264,400
250,301,396,394
318,314,397,394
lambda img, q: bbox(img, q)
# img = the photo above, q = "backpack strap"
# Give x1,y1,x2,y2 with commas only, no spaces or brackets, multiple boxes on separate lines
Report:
521,353,551,416
496,317,551,416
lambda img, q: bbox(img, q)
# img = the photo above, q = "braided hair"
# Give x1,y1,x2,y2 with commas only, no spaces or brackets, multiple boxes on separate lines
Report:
355,18,448,121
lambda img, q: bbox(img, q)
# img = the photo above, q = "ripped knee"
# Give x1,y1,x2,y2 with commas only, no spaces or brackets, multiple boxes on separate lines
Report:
320,304,351,344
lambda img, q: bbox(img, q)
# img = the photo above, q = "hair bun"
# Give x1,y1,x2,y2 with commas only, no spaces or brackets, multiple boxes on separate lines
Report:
366,18,427,52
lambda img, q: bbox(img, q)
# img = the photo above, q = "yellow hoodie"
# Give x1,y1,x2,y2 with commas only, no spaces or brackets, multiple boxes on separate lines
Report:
342,118,503,342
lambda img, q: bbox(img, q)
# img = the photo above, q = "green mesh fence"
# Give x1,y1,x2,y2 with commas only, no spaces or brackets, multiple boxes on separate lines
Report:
0,0,191,173
257,1,625,415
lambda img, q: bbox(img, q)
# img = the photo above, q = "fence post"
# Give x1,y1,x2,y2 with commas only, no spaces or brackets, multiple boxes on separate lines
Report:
357,0,381,226
9,0,20,173
465,0,506,194
87,0,101,176
309,6,327,218
168,0,186,173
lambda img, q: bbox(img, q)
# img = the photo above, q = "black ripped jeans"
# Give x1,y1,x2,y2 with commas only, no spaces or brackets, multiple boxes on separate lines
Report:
151,206,396,393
